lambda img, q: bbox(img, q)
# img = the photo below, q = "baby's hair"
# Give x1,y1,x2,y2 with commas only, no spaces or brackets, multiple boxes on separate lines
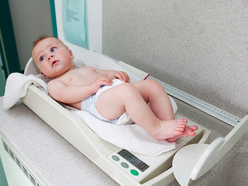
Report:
32,35,68,49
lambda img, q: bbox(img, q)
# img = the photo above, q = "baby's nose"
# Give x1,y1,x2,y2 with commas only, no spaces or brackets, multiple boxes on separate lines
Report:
48,55,54,60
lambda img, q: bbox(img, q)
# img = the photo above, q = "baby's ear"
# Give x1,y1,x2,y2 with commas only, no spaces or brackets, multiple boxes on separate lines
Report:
69,49,74,59
40,71,49,79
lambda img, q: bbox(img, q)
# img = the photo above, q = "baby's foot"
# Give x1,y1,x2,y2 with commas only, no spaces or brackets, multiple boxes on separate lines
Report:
151,119,188,140
167,125,199,142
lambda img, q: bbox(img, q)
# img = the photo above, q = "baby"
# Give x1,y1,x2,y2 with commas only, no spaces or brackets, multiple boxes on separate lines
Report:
32,36,198,142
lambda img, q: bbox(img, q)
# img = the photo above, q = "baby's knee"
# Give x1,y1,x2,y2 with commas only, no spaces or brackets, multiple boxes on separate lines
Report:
143,79,167,94
144,79,162,89
119,83,137,92
118,83,140,97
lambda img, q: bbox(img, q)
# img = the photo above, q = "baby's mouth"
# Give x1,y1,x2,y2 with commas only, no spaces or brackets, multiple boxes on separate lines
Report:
52,60,58,67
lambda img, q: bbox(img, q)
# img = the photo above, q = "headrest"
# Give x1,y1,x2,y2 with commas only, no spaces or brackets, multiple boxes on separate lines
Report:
24,57,40,76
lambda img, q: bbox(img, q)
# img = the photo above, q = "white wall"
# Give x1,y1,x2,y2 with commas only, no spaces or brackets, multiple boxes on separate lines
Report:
102,0,248,117
8,0,53,70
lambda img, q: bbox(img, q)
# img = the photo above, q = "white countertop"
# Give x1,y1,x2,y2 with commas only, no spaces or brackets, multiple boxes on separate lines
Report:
0,97,118,186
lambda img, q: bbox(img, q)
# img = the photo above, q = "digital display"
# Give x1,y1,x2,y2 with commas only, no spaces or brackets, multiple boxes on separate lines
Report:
118,150,149,172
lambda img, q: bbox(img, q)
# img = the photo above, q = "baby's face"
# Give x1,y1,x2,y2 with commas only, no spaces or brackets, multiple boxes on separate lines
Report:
32,37,74,78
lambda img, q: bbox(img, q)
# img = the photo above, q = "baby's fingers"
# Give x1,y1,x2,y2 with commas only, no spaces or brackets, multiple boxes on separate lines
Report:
123,72,130,83
99,76,113,85
116,71,130,83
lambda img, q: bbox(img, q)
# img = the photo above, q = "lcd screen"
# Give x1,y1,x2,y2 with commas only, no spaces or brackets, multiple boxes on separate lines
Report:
118,150,149,172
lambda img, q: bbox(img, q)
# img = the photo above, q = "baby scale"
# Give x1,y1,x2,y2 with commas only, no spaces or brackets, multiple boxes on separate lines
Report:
21,0,248,185
22,55,248,186
23,55,211,186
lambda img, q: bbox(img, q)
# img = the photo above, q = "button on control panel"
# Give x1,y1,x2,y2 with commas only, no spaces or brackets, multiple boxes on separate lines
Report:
110,154,140,178
108,150,150,181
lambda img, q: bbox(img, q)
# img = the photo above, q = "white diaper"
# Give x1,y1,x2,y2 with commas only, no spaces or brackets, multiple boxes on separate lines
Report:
81,79,132,125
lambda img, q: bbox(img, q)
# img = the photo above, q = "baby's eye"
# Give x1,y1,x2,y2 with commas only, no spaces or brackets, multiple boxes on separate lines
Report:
51,47,56,52
40,56,45,61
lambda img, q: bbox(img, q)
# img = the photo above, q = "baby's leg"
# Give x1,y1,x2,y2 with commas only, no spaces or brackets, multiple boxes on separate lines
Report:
131,79,198,141
132,79,175,121
95,83,188,140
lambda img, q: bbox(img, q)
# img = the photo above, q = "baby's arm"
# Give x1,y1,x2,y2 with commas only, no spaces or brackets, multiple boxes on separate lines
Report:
47,76,113,104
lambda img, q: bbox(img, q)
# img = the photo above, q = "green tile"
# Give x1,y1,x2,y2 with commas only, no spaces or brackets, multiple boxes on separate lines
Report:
0,158,8,186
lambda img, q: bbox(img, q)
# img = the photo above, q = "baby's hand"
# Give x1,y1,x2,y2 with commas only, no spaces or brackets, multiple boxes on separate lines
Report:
114,71,130,83
92,76,113,92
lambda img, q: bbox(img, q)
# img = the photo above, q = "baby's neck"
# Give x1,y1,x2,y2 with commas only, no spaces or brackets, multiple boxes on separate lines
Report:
55,65,76,79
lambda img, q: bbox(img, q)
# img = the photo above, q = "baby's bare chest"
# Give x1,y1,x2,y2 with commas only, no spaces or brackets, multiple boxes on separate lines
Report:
58,68,101,86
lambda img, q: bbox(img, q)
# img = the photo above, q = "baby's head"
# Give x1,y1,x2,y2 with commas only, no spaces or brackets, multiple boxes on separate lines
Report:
32,36,75,79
